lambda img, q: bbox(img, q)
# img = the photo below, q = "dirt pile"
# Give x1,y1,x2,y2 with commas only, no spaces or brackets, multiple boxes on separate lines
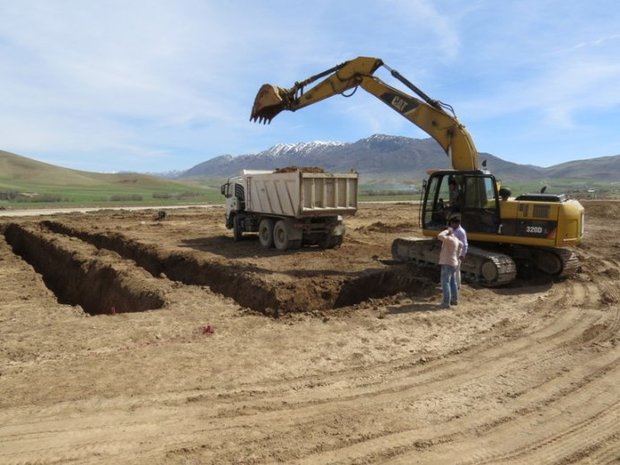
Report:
274,166,326,173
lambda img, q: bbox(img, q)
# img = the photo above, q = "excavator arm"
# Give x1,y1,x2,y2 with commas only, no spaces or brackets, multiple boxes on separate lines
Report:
251,56,479,171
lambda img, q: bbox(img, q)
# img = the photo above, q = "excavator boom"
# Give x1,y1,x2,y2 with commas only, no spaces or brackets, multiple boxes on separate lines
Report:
251,56,479,171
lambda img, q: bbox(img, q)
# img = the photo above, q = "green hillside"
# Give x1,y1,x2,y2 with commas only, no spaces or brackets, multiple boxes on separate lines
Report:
0,150,222,207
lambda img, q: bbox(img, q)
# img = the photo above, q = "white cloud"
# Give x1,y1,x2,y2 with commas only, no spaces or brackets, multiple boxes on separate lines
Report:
387,0,461,61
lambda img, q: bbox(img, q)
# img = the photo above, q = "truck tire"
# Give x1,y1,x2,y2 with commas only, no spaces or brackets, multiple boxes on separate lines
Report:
321,234,343,249
273,220,293,251
258,218,274,248
232,215,243,241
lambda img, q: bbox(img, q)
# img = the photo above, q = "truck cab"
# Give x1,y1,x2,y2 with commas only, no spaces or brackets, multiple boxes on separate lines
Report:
221,176,245,229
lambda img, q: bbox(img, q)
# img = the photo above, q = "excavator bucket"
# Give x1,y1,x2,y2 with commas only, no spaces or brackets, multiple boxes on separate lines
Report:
250,84,289,124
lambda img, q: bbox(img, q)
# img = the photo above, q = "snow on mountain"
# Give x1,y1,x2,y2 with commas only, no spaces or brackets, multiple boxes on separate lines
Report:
258,140,346,158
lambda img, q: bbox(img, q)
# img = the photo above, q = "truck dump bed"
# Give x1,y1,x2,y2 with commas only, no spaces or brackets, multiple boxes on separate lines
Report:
245,171,358,218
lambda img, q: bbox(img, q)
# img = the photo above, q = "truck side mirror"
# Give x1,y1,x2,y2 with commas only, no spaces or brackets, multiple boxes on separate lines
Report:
220,184,228,196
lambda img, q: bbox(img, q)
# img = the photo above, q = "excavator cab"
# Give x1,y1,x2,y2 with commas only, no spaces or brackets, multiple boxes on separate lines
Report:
422,171,501,236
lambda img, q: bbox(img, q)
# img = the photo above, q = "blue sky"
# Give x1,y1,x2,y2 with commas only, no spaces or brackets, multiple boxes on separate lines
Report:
1,1,619,173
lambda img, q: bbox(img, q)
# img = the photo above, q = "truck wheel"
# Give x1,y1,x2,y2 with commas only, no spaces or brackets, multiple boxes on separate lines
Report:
321,235,343,249
232,215,243,241
273,220,292,251
258,218,274,248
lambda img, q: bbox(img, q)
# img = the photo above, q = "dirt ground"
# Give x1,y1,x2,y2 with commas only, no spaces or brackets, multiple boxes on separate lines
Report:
0,201,618,464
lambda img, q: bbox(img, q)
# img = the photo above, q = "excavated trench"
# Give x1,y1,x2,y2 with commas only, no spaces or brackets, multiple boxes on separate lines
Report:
334,267,434,307
4,223,166,315
15,220,430,315
41,220,283,312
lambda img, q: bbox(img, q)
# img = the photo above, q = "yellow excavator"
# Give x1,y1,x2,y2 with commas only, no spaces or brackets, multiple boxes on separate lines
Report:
251,56,584,286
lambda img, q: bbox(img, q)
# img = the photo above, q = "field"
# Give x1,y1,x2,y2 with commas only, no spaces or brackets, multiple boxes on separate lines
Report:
0,201,618,464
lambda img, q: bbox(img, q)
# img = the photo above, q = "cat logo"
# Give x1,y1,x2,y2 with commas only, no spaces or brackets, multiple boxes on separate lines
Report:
391,96,409,112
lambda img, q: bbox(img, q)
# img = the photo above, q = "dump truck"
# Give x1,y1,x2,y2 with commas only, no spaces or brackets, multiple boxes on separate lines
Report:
221,168,358,250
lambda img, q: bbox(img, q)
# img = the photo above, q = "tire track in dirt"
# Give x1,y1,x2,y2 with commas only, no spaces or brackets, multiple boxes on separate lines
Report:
159,350,620,465
2,284,616,464
180,294,617,463
370,376,620,465
205,306,603,415
3,293,616,465
182,276,615,411
154,262,618,463
5,278,590,415
385,365,620,465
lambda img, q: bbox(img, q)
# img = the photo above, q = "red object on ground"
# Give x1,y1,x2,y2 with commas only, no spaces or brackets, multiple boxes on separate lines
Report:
202,324,215,335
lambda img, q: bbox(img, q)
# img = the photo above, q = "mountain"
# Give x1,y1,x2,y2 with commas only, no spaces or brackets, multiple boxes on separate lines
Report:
178,134,596,182
542,155,620,181
0,149,109,186
0,150,213,204
0,149,173,188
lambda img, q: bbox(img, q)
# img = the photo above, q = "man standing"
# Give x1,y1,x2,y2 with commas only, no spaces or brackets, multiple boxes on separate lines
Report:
449,217,468,289
437,226,463,308
448,178,460,206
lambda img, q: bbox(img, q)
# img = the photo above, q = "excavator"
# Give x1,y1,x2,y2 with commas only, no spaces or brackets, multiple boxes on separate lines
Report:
250,56,584,286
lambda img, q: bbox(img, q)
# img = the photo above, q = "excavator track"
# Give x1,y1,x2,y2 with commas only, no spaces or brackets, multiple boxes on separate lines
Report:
391,238,517,287
557,249,580,278
531,247,580,279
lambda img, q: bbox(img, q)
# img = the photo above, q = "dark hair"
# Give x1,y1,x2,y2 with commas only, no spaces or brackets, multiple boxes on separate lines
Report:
449,217,460,224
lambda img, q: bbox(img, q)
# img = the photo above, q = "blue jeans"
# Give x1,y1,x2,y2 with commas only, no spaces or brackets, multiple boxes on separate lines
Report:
440,265,458,305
